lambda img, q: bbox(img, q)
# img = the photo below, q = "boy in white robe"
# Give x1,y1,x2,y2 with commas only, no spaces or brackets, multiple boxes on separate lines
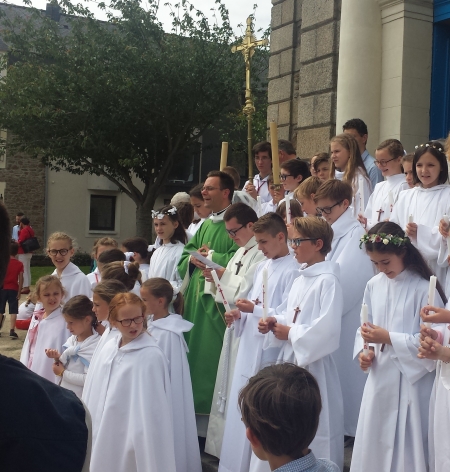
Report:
256,216,344,471
218,213,300,472
204,203,266,457
243,141,273,204
314,179,374,438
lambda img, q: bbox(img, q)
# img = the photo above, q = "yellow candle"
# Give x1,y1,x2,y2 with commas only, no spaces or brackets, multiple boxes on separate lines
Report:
220,142,228,171
270,121,280,184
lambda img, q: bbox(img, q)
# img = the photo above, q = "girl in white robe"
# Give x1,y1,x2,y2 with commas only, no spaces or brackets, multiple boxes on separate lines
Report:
20,275,70,383
351,221,446,472
82,279,128,404
391,142,450,289
257,216,345,471
362,139,409,229
45,295,100,398
46,232,92,301
101,260,142,295
86,237,118,289
330,133,372,218
148,205,187,291
141,278,202,472
85,292,177,472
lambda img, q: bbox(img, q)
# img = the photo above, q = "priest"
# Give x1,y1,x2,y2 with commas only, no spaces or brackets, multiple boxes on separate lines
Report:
178,170,238,436
204,202,266,457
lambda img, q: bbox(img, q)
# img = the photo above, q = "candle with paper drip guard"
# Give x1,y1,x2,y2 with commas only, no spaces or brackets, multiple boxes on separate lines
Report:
262,268,268,321
211,269,231,311
425,276,437,328
220,142,228,171
360,303,370,374
285,194,292,224
270,121,280,185
443,214,450,250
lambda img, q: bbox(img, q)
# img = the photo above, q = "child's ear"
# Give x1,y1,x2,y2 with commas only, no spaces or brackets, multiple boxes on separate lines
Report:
245,427,260,449
342,199,350,209
310,193,315,200
315,239,324,252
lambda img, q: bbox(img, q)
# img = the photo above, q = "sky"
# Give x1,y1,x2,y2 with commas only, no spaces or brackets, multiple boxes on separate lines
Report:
4,0,272,35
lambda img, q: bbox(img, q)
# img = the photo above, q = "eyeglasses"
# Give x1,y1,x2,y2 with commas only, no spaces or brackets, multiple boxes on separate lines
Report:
116,315,144,327
316,200,343,215
289,238,317,248
279,174,293,181
48,249,70,256
374,156,398,167
226,224,245,237
201,186,220,192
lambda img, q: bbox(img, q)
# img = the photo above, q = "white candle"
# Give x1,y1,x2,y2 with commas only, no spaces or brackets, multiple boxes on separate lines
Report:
360,303,370,374
359,176,365,213
443,214,450,249
211,270,230,311
408,214,414,224
220,142,228,171
262,268,268,321
426,275,437,328
285,194,291,224
388,191,394,207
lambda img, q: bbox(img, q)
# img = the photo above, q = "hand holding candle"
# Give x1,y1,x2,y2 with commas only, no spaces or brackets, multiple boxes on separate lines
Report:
408,214,414,224
262,268,268,321
360,303,370,374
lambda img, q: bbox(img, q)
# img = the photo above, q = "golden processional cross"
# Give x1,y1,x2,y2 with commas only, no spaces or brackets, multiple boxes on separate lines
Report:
232,17,268,179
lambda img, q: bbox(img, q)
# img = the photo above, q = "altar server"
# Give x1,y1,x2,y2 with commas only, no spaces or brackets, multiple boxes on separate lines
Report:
330,133,372,218
362,139,409,229
294,176,323,216
20,275,69,383
45,295,99,398
243,141,273,203
218,213,299,472
85,292,176,472
258,216,344,470
47,232,91,300
391,141,450,287
351,222,446,472
314,179,374,437
141,278,201,472
204,203,265,457
148,205,187,291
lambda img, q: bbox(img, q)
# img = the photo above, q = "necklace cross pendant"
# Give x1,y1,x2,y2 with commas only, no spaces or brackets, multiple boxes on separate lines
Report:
253,297,261,306
376,208,384,222
235,260,244,275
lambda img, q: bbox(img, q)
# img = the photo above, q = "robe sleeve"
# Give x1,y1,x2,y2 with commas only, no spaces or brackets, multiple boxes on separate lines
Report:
63,369,87,387
288,278,343,367
416,223,441,261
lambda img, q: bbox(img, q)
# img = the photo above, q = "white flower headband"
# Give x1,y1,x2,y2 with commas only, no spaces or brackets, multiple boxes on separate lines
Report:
415,143,444,152
152,207,178,220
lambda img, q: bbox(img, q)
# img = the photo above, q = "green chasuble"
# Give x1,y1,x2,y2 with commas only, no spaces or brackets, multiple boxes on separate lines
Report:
178,217,238,414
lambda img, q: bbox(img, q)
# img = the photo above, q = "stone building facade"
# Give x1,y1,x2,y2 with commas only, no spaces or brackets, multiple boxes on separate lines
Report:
268,0,439,157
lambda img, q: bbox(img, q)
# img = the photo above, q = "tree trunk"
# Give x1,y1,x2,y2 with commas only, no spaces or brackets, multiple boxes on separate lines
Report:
135,193,157,241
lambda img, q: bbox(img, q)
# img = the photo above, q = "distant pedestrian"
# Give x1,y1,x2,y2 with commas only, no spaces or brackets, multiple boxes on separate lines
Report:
17,217,34,294
11,212,24,242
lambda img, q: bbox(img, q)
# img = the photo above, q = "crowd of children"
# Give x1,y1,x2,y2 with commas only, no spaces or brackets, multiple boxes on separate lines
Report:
3,118,450,472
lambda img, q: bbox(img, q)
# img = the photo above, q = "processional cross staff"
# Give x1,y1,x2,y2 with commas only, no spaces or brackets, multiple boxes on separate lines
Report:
232,16,269,180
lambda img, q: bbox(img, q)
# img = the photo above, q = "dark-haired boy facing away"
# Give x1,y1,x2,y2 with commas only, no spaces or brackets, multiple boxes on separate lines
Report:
218,213,299,472
239,364,340,472
0,241,23,338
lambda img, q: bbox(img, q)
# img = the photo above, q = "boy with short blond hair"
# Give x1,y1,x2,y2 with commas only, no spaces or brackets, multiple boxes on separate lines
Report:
218,212,300,472
239,364,340,472
294,176,323,216
314,179,374,439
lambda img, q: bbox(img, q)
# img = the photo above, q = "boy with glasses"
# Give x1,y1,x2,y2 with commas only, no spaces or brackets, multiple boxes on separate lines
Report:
204,202,266,457
257,216,344,470
218,213,300,472
314,180,374,441
277,159,311,204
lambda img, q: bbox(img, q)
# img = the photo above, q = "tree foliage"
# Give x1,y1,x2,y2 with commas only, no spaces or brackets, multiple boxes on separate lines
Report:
0,0,246,238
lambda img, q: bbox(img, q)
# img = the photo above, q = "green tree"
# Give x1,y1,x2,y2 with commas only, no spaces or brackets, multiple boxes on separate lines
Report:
0,0,244,238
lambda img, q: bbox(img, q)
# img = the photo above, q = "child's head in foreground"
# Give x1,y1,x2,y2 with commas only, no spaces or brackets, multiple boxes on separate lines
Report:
252,213,288,259
239,363,321,463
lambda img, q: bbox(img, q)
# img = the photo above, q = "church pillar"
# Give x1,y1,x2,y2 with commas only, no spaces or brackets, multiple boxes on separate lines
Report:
378,0,433,152
336,0,382,154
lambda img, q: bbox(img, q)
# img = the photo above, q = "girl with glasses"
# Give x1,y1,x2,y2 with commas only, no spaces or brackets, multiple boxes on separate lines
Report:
362,139,409,230
86,292,177,472
330,134,372,219
47,232,92,301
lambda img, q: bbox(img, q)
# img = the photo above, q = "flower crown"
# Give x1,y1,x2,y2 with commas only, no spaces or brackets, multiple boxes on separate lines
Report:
415,143,444,152
359,233,409,249
152,207,177,220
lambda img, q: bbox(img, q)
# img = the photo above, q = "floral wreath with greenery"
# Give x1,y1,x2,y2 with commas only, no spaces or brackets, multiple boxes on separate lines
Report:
359,233,410,249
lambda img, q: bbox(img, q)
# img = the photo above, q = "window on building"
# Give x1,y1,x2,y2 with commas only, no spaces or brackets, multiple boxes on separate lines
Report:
89,195,116,231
